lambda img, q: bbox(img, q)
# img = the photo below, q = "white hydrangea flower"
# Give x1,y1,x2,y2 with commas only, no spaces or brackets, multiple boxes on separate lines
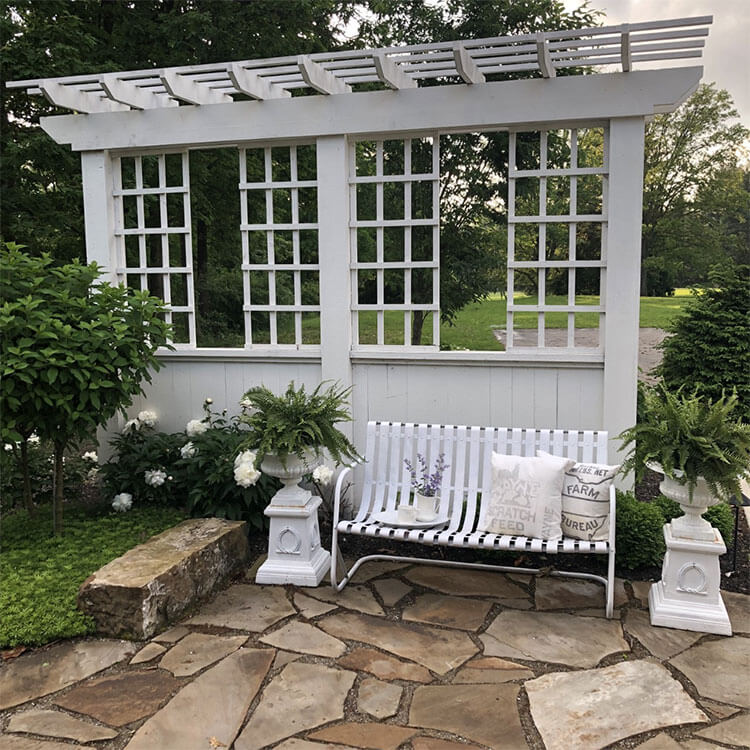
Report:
239,396,252,409
204,397,213,405
3,443,14,452
112,492,133,512
234,462,261,488
234,449,257,469
180,441,197,459
82,451,98,462
144,469,167,487
312,465,334,485
137,410,158,427
28,433,40,445
123,418,141,433
186,419,209,437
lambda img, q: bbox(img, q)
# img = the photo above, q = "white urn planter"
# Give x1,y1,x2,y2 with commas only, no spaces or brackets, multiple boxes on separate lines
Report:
255,451,331,587
648,464,731,636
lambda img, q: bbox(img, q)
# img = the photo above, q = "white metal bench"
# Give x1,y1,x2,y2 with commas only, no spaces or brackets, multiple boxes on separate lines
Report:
331,421,616,618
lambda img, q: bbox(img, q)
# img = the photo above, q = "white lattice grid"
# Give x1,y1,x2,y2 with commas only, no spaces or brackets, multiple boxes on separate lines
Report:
350,136,440,349
239,144,320,347
113,151,196,347
506,127,609,351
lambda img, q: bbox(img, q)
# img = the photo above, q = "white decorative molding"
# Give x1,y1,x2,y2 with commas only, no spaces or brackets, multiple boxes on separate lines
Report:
228,62,290,100
160,70,232,105
100,74,177,110
276,527,302,555
297,55,351,95
372,52,417,90
453,44,485,84
39,79,129,114
676,561,708,594
536,35,556,78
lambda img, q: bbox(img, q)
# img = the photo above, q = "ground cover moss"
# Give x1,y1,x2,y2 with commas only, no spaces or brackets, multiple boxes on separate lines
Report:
0,502,187,647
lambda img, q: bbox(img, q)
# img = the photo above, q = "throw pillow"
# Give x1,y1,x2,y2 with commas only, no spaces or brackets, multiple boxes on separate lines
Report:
477,452,575,540
537,450,620,541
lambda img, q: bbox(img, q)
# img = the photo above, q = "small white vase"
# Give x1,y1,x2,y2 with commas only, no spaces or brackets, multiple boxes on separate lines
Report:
654,469,722,542
261,450,322,507
415,492,438,521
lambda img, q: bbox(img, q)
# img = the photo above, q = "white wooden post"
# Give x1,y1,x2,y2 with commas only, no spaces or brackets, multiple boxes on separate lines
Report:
80,150,117,281
316,135,353,430
603,116,645,478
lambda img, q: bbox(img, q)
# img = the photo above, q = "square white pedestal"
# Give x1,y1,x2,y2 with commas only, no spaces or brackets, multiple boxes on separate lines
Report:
649,523,731,636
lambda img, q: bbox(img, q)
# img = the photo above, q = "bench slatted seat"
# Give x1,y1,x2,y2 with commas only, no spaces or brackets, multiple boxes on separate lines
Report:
331,421,616,617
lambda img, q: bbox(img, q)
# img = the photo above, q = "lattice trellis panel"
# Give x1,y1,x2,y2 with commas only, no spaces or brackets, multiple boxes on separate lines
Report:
350,136,440,348
239,144,321,347
506,127,609,351
113,152,195,346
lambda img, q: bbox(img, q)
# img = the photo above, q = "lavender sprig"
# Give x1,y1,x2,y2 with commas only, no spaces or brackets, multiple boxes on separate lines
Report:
404,453,448,497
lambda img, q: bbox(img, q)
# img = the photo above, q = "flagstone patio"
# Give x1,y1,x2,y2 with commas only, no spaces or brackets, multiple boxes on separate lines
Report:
1,562,748,750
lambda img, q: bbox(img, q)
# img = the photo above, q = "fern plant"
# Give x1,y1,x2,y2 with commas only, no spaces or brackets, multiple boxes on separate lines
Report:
618,383,750,501
240,381,361,465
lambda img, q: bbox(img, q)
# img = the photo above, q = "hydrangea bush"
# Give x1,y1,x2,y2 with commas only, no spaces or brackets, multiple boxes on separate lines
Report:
101,400,280,530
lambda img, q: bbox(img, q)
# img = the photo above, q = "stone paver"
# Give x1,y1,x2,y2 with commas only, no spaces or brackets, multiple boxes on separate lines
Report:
0,738,89,750
405,565,526,598
234,661,355,750
187,583,295,631
305,585,384,615
348,560,408,582
308,722,417,749
722,590,750,633
411,738,483,750
699,699,740,719
670,636,750,708
130,641,167,664
525,660,708,750
55,670,182,726
402,593,492,631
624,609,703,659
452,656,534,684
409,682,525,748
5,708,118,742
631,579,654,603
272,650,301,670
158,632,247,676
321,612,478,675
275,741,350,750
481,609,629,667
373,578,412,607
357,677,402,718
152,625,190,643
0,640,137,710
126,648,273,749
337,647,433,683
680,740,725,750
696,712,750,746
293,591,337,618
259,621,346,657
535,577,607,610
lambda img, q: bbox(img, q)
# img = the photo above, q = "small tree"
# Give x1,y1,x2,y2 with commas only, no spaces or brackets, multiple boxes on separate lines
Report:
657,264,750,421
0,244,171,532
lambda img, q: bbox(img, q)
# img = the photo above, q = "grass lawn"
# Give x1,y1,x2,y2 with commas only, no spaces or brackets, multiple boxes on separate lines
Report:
0,502,188,648
440,289,694,351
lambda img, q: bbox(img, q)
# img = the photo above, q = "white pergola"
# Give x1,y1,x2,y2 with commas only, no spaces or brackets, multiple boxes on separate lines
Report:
9,16,711,470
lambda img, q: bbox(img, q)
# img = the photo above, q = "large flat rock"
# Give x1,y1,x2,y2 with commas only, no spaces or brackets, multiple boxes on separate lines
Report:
0,639,136,710
5,708,118,742
126,648,272,749
481,609,629,667
78,518,249,639
526,660,707,750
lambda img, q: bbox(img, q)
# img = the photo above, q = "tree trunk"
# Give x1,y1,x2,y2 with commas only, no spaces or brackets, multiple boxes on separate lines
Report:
53,442,65,536
411,311,426,345
19,440,35,515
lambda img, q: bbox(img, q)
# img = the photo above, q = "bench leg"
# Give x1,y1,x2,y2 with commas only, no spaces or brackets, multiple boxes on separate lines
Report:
606,544,616,619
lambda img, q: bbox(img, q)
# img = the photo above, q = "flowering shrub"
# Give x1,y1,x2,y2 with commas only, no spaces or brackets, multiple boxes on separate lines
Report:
404,453,449,497
101,400,279,530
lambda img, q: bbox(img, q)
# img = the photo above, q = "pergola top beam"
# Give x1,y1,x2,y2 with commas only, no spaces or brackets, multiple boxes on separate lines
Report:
7,16,711,114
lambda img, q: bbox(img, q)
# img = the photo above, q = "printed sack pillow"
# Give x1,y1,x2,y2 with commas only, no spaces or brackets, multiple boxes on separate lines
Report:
538,450,620,541
477,452,575,540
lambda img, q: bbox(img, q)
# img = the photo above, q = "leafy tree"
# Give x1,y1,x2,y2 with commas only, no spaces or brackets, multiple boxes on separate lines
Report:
0,244,171,533
657,263,750,421
641,84,749,294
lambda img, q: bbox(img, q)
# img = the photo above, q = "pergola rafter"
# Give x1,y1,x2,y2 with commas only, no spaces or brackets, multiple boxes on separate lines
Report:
8,16,711,114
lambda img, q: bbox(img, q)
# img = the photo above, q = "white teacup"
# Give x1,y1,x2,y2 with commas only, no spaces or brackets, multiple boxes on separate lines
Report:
397,504,418,524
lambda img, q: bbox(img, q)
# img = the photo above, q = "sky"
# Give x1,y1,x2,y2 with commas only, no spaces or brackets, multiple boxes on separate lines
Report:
563,0,750,126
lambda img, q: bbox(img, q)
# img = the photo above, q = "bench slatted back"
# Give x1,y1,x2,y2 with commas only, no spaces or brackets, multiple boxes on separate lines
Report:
356,421,609,534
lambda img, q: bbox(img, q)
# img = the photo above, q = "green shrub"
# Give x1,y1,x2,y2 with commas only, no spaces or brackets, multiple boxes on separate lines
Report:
0,503,187,647
100,403,280,531
651,494,735,547
659,264,750,421
615,491,666,570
